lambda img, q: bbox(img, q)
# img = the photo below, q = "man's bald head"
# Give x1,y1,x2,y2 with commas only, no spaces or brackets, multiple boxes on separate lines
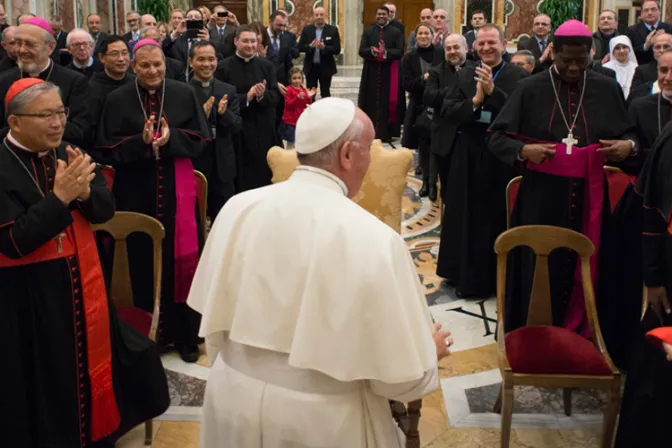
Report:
444,33,468,66
532,14,552,40
1,26,17,59
420,8,433,25
433,9,448,32
653,32,672,60
141,14,157,28
314,6,326,26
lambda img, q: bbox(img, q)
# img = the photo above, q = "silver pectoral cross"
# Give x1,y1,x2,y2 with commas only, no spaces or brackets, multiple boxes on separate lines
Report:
55,232,67,253
562,133,578,155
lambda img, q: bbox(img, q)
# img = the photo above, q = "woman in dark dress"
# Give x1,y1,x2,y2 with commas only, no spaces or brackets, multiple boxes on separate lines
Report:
402,23,437,201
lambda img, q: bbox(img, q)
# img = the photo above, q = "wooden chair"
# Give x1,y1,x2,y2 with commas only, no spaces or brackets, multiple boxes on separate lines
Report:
505,176,522,230
194,170,208,238
492,225,621,448
92,211,165,446
267,140,423,447
99,164,115,190
604,166,634,213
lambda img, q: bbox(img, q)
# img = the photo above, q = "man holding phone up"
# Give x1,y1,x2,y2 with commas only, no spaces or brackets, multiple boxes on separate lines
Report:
209,5,237,59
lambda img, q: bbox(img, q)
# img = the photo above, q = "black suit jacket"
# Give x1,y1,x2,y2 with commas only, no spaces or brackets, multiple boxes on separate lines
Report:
92,32,108,58
163,36,223,66
298,24,340,77
589,61,617,79
517,35,552,73
66,58,105,79
50,31,69,65
632,60,658,89
389,19,405,50
165,57,186,82
208,24,237,59
122,31,134,43
423,59,476,156
269,31,295,85
592,30,619,60
190,78,242,183
627,81,655,107
626,21,672,65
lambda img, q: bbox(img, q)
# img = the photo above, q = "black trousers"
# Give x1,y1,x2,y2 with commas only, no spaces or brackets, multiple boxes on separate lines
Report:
208,178,236,221
419,137,437,185
433,151,451,203
306,63,333,98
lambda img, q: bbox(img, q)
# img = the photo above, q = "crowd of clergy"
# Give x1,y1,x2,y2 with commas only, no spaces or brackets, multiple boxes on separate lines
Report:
1,0,672,447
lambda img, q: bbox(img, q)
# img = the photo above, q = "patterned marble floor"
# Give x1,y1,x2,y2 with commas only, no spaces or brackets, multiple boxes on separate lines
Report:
116,135,607,447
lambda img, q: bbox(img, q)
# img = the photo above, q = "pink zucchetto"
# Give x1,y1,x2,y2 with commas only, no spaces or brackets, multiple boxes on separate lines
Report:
22,17,54,35
554,19,592,38
133,38,161,53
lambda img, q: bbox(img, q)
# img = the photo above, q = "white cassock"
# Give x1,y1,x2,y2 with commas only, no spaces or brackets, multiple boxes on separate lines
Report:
188,165,438,448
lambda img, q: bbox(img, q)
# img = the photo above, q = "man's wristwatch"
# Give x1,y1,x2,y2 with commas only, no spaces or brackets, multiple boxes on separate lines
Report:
627,139,638,157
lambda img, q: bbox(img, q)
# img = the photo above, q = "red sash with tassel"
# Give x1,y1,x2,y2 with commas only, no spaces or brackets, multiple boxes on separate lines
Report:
0,210,121,441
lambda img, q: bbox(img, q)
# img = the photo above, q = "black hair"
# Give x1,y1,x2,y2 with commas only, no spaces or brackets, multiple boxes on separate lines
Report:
98,35,127,55
189,40,216,59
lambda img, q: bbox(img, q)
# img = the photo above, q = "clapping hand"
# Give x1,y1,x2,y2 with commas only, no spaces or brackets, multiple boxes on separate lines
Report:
433,32,443,46
255,80,267,99
217,94,228,115
540,42,554,62
278,82,287,96
310,38,320,48
203,96,215,117
258,44,268,57
143,114,156,144
474,65,494,95
433,323,454,361
153,117,170,149
53,151,96,204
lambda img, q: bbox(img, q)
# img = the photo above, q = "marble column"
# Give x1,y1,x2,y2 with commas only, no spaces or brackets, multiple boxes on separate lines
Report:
248,0,263,23
11,0,30,21
432,0,457,33
343,0,362,65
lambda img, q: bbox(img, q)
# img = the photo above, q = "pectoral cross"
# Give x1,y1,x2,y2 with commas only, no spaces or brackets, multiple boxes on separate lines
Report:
562,133,578,155
55,232,67,253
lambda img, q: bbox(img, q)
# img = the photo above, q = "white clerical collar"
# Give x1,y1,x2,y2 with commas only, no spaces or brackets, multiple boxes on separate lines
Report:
7,131,50,157
73,57,93,69
194,78,213,87
292,165,349,196
236,51,254,62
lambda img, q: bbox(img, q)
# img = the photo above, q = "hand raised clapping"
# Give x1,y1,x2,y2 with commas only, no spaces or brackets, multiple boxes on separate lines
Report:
53,147,96,205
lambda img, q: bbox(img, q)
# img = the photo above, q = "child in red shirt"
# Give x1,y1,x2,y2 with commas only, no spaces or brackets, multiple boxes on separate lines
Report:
279,67,316,148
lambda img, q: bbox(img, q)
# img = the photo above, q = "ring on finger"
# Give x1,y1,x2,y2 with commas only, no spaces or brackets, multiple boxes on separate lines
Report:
77,176,84,184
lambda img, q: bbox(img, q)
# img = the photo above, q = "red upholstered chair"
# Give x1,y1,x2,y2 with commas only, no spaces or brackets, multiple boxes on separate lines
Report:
604,166,634,213
99,164,115,190
194,170,208,239
493,226,621,448
92,212,165,446
506,176,522,229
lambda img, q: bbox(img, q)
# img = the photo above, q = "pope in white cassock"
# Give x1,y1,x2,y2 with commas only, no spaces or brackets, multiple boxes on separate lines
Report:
187,97,452,448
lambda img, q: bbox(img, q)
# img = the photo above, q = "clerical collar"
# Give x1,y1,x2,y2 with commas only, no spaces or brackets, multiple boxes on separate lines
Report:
7,131,49,157
192,78,213,87
104,69,126,82
73,57,94,69
236,52,255,62
292,165,349,196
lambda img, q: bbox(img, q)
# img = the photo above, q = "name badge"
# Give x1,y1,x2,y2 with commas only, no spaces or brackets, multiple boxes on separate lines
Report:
325,37,332,40
211,126,217,138
476,110,492,124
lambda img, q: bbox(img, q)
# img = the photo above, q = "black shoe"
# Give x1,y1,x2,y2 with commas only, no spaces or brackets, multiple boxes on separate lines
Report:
428,185,438,202
415,166,423,176
419,182,429,197
178,344,200,363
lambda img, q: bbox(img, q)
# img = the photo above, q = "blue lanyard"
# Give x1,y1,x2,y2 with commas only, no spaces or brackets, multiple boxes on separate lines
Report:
491,61,506,82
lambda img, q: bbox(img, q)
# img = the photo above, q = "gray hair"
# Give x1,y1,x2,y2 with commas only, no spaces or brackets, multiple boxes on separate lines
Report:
1,26,16,43
66,28,94,46
6,82,61,118
513,49,535,66
139,26,156,39
297,118,366,167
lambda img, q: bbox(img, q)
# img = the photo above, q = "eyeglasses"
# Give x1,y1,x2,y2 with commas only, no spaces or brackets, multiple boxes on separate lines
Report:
70,42,91,48
14,107,69,122
105,50,130,58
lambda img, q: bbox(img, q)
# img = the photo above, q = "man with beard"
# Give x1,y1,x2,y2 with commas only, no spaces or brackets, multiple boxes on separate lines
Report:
0,78,169,447
424,33,474,199
95,40,209,362
139,26,186,82
488,20,636,336
87,35,134,148
189,41,242,218
0,18,89,147
0,26,18,72
632,32,672,88
65,29,104,78
435,25,528,298
357,5,404,142
215,25,279,191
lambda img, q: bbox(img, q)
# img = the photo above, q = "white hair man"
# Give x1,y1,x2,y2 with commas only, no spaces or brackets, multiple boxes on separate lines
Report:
65,28,104,78
189,97,452,447
0,17,89,147
0,26,18,71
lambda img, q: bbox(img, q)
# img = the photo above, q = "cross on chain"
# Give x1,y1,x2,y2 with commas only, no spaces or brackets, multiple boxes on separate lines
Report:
562,133,578,155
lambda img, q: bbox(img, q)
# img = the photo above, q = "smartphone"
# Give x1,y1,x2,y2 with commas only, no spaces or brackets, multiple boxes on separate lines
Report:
216,11,229,17
186,19,203,39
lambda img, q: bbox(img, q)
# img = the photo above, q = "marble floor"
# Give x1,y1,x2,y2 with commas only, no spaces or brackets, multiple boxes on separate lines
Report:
116,86,607,447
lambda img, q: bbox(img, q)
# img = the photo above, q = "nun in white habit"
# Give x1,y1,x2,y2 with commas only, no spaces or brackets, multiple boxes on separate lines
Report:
188,97,453,448
604,35,638,98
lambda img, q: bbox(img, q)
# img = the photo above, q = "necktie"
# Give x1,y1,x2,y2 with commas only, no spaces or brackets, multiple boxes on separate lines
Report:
219,27,224,37
540,40,546,53
272,36,279,53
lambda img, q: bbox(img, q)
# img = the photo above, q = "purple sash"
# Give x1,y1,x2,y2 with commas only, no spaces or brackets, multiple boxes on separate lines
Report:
526,143,604,338
388,60,399,125
173,158,199,303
